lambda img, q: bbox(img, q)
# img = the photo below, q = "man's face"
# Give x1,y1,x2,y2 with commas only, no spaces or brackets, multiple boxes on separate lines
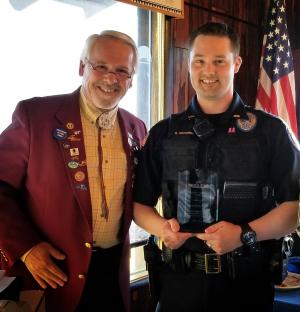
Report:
80,37,134,110
189,35,242,106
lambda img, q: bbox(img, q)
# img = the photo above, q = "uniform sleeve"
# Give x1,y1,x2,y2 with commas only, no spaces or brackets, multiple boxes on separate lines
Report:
269,120,300,204
0,101,42,268
133,120,168,207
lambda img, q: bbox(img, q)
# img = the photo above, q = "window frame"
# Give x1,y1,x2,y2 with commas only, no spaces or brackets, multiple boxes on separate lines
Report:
129,12,165,282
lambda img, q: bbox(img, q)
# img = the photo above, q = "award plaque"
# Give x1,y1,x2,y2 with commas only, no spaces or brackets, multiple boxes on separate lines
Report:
177,169,219,232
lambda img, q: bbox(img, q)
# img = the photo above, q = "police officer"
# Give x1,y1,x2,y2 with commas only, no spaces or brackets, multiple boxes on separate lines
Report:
133,22,300,312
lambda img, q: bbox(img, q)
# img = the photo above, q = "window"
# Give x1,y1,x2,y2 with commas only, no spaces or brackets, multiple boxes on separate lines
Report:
0,0,151,130
0,0,163,281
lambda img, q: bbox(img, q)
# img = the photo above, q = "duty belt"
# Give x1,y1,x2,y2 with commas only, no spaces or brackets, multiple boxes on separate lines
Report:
186,252,222,274
162,246,224,274
161,240,281,279
162,245,263,275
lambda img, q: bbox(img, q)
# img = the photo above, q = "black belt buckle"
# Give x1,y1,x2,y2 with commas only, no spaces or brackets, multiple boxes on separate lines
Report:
204,253,221,274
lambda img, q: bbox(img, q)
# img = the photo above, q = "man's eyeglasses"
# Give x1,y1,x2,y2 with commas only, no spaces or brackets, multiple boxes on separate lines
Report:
85,58,134,80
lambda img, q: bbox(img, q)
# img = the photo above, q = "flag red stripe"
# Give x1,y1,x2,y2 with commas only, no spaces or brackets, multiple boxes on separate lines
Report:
270,85,279,116
256,83,271,111
280,75,298,134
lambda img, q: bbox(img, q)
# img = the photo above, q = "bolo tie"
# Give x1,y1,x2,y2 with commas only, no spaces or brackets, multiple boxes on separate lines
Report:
96,112,113,220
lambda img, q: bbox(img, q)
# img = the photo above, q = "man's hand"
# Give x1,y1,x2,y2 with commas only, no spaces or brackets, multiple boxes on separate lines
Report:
195,221,242,254
24,242,68,289
161,218,192,249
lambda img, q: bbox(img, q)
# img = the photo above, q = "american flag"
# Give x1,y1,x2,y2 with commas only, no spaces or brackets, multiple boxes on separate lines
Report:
255,0,298,137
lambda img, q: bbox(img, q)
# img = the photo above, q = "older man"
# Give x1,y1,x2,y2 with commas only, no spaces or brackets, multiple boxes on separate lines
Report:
0,30,146,311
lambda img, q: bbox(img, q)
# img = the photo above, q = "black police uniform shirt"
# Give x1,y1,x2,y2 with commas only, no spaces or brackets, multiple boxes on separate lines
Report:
133,91,300,251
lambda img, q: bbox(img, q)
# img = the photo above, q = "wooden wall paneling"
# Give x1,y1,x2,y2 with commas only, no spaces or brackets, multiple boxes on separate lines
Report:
232,0,265,24
211,0,235,16
232,0,245,21
173,3,190,48
173,48,190,113
189,0,201,45
235,22,263,107
293,0,300,49
189,0,212,8
188,0,262,24
245,0,267,26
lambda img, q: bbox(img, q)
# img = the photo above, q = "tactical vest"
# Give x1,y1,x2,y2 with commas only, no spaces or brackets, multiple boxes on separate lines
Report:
161,109,275,229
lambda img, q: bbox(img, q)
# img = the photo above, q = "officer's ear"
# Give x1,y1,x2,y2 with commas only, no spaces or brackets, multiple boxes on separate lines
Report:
234,56,242,74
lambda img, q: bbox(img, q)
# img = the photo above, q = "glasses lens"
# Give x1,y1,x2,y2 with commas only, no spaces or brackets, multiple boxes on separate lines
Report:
117,72,131,79
87,59,132,79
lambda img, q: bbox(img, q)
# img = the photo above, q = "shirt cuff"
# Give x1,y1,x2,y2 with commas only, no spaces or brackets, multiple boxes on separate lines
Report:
20,247,34,263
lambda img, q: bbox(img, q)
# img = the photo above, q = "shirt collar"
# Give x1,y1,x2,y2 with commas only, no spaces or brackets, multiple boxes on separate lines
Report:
187,91,248,124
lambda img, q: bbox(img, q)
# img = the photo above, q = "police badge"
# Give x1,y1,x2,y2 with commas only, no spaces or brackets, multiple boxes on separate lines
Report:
236,112,257,132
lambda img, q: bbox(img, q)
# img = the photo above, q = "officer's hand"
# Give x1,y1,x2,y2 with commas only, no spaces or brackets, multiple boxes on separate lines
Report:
161,218,192,249
24,242,68,289
195,221,242,254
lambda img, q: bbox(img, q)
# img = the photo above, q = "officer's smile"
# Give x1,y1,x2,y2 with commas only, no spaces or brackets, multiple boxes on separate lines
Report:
200,79,219,89
202,79,218,84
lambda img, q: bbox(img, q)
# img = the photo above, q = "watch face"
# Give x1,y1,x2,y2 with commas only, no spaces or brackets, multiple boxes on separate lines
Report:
244,231,256,245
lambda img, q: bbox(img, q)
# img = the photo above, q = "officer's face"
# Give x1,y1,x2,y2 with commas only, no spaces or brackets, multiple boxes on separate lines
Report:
79,37,134,110
189,35,242,112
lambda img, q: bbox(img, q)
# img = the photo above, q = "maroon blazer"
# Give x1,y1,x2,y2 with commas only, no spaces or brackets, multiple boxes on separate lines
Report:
0,88,147,311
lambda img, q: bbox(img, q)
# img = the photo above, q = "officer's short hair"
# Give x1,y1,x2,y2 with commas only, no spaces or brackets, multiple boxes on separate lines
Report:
80,30,138,71
189,22,240,56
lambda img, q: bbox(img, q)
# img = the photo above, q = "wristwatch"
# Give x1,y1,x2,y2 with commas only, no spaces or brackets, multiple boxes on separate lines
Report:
240,223,257,246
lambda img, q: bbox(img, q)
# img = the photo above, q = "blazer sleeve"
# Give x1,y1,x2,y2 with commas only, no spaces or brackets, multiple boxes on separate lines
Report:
0,101,42,269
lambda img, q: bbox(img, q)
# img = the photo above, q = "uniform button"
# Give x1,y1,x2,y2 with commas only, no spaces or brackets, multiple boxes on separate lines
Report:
84,242,92,249
78,274,85,279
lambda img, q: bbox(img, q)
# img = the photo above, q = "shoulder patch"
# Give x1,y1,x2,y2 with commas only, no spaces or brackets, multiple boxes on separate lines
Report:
236,112,257,132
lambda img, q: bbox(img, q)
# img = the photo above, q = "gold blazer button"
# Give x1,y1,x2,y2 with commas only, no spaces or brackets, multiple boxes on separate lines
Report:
84,242,92,249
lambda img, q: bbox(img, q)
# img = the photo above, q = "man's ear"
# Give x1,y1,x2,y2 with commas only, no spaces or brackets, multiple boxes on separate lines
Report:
234,56,242,74
79,60,84,76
